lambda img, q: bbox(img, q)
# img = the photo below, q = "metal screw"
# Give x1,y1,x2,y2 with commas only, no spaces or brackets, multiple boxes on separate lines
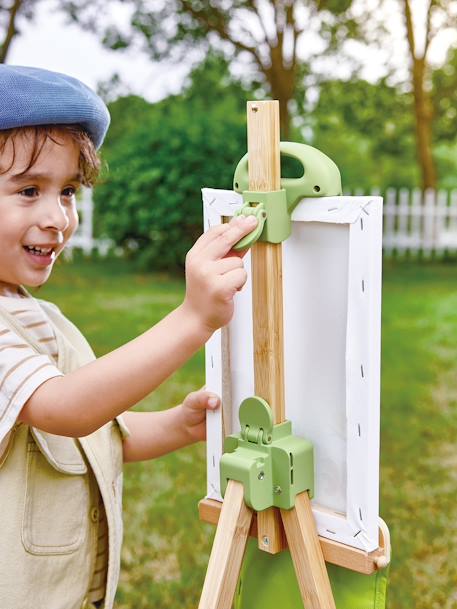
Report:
258,471,265,481
273,485,282,495
251,104,259,112
262,536,270,547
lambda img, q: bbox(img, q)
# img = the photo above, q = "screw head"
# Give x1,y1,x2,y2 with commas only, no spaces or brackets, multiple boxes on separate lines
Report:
262,536,270,546
273,485,282,495
258,471,265,481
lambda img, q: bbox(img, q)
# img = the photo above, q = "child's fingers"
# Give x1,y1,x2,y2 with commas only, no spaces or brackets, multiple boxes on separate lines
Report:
189,223,230,257
217,267,249,295
189,220,241,257
185,390,220,411
215,256,245,275
201,216,257,261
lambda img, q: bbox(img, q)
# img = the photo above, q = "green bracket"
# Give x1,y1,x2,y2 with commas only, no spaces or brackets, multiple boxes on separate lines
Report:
232,141,342,251
220,396,314,512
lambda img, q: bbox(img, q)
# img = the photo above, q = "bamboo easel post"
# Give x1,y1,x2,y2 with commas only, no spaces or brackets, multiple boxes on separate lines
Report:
247,100,286,555
198,480,253,609
247,101,336,609
248,100,285,421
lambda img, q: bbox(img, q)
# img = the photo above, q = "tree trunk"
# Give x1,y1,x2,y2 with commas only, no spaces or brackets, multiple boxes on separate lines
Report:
411,57,436,190
264,44,295,139
402,0,437,190
0,0,24,63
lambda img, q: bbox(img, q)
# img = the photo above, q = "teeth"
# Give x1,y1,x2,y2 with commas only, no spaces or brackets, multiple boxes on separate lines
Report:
25,246,53,255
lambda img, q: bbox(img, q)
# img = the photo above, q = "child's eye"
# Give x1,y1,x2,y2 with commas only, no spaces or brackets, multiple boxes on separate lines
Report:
19,187,39,198
61,186,78,198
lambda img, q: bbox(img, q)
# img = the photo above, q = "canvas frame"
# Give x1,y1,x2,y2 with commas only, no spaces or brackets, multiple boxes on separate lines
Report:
202,188,383,553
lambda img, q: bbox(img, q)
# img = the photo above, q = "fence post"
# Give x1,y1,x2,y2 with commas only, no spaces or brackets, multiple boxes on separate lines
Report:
383,188,397,256
435,190,448,258
448,190,457,255
397,188,409,257
80,188,94,256
422,189,436,258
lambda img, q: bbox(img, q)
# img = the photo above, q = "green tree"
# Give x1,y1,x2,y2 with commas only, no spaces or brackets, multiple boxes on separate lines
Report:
62,0,360,137
308,77,418,190
0,0,38,62
432,45,457,143
351,0,457,189
94,55,251,270
399,0,454,189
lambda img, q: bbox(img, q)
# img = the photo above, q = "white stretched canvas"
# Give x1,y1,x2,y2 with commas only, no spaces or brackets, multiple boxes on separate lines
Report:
202,188,383,553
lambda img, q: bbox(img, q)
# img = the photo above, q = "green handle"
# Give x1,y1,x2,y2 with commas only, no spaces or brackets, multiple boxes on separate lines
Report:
233,141,342,211
231,142,342,250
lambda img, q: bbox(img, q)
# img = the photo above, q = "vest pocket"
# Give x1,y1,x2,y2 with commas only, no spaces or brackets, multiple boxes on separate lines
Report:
22,443,89,555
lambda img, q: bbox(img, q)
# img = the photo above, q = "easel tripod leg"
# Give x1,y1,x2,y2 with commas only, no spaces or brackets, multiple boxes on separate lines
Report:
198,480,253,609
280,492,336,609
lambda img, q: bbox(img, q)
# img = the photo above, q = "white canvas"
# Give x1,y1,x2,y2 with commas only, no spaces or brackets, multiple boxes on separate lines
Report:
203,189,383,552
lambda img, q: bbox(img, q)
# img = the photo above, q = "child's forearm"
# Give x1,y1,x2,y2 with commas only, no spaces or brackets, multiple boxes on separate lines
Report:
19,216,255,437
19,303,211,437
121,408,193,462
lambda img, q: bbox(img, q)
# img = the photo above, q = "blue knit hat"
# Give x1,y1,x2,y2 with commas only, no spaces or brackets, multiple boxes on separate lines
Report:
0,65,110,149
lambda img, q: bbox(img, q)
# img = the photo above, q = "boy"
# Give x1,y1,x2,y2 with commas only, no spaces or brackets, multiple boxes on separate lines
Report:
0,65,257,609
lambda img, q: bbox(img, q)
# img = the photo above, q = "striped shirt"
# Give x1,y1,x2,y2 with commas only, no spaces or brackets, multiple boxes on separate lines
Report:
0,292,63,454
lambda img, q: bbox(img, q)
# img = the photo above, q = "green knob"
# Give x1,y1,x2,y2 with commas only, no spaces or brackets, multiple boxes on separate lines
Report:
233,203,267,251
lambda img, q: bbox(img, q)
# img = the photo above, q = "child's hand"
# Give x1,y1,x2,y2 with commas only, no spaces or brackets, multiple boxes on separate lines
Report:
180,389,220,443
183,215,257,334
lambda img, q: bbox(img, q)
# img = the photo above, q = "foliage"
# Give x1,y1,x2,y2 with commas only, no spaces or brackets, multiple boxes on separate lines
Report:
421,41,457,189
94,55,250,270
307,78,419,190
0,0,39,62
61,0,364,136
432,45,457,143
93,52,457,267
37,256,457,608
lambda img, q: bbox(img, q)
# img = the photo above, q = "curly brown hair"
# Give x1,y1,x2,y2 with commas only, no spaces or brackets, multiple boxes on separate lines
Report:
0,124,101,186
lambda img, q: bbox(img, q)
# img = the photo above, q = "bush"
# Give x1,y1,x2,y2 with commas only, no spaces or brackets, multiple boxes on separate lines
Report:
94,58,251,270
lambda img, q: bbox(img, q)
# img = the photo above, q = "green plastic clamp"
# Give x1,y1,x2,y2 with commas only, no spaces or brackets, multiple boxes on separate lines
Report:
232,141,342,251
220,396,314,512
234,201,268,251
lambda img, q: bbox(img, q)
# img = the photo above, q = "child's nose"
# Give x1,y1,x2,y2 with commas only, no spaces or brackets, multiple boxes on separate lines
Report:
39,197,70,232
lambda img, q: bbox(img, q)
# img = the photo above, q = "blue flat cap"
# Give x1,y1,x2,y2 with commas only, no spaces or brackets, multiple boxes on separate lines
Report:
0,65,110,149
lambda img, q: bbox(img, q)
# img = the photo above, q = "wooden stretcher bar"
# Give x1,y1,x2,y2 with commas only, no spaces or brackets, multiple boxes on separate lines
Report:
198,498,389,576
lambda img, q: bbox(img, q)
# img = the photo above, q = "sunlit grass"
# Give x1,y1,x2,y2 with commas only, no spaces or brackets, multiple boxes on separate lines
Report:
37,255,457,608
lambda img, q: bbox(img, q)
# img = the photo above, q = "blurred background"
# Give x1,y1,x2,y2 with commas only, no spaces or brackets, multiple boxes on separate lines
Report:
2,1,457,607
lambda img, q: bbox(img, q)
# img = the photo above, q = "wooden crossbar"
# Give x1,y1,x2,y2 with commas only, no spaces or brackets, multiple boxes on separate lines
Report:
199,498,388,575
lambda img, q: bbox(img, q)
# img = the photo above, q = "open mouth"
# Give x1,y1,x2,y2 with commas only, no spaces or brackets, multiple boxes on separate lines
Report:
22,245,57,266
23,245,55,256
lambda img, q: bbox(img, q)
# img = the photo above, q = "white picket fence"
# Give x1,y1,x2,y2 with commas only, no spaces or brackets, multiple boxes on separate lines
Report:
68,188,112,257
70,188,457,258
360,187,457,257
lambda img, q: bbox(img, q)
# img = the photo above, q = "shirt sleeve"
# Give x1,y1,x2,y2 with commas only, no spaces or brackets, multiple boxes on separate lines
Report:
0,325,63,446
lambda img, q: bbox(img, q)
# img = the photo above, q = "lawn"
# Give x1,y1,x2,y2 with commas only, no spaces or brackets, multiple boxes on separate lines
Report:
36,255,457,609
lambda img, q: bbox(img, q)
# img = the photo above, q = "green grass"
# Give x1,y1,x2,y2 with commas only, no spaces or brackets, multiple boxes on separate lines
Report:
36,255,457,609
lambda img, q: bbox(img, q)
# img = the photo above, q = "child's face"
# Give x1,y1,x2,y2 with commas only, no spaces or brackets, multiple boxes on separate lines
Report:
0,132,80,295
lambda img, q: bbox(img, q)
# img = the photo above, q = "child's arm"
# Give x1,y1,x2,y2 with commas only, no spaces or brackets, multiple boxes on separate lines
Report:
18,216,256,437
121,389,218,462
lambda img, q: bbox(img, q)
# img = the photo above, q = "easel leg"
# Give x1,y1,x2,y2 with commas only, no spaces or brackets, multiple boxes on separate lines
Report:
257,507,284,554
199,480,253,609
280,492,336,609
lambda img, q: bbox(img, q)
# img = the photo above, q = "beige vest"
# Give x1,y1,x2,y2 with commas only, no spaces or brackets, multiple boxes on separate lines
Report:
0,300,127,609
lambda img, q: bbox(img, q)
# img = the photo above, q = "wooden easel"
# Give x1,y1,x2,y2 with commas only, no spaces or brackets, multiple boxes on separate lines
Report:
198,101,337,609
